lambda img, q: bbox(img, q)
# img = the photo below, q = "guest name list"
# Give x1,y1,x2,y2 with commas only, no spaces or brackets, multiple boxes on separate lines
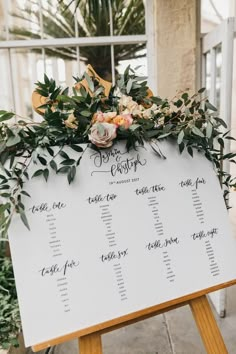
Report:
8,141,236,347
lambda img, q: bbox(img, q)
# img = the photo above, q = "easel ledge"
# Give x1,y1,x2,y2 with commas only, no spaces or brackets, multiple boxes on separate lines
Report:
32,279,236,353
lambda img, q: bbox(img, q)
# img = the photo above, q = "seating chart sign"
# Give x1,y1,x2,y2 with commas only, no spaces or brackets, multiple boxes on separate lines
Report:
8,141,236,347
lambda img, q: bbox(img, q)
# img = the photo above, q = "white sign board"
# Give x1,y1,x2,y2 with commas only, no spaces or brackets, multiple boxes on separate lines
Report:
8,141,236,347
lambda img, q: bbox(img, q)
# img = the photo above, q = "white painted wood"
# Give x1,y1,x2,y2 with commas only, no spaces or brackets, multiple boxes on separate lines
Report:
0,35,147,50
202,18,236,317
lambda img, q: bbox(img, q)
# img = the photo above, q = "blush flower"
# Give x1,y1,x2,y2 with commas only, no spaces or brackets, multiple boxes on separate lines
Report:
113,114,133,129
89,122,117,148
93,111,117,123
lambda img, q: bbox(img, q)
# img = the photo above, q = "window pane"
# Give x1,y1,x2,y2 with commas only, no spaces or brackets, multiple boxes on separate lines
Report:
112,0,145,36
9,0,146,40
9,48,38,118
81,46,112,81
11,0,76,40
0,50,13,110
116,45,147,77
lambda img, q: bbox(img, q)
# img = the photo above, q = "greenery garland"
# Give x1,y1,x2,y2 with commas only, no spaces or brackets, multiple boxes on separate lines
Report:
0,66,236,237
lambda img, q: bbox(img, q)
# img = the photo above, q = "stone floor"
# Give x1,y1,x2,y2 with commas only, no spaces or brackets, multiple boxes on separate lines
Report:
24,285,236,354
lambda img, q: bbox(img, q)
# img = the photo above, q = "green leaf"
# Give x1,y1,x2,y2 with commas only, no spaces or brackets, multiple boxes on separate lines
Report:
218,138,224,148
6,135,21,147
177,130,184,144
198,87,206,93
57,166,70,174
50,160,57,171
80,110,91,117
67,166,76,184
192,126,204,137
20,211,30,230
126,79,133,94
0,203,11,213
129,124,140,132
206,122,212,138
84,72,94,92
0,193,11,198
76,156,82,166
70,144,83,152
38,156,47,166
59,151,69,159
21,191,31,197
60,159,76,165
46,146,54,157
187,146,193,157
181,93,188,101
32,169,44,178
179,142,185,153
43,168,49,182
70,166,76,181
0,112,15,122
0,185,10,190
0,110,8,115
214,117,227,128
44,73,50,85
205,101,217,112
175,99,183,108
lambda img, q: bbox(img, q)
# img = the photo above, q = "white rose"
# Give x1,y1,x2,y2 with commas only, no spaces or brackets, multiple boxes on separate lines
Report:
119,95,140,115
89,123,117,148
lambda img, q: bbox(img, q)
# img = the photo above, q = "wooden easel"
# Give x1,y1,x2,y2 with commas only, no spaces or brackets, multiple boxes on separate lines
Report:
31,67,235,354
32,280,236,353
79,296,228,354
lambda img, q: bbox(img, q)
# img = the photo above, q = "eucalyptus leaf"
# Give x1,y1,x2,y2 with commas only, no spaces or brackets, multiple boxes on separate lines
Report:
6,135,21,147
177,130,185,144
192,126,204,138
19,211,30,231
0,113,14,122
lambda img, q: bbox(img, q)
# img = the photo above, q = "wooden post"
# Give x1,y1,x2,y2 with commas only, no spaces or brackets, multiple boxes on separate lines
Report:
189,295,228,354
79,332,103,354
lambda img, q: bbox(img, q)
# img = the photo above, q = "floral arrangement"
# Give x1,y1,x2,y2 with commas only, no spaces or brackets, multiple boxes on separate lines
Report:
0,65,236,236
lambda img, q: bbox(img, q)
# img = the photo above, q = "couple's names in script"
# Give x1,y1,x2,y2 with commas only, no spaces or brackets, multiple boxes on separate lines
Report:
90,146,147,176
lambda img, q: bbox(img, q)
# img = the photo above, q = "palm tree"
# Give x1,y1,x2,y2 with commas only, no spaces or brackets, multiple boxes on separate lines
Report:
10,0,145,79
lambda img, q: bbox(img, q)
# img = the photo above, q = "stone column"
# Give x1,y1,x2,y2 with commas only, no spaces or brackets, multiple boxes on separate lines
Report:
155,0,201,98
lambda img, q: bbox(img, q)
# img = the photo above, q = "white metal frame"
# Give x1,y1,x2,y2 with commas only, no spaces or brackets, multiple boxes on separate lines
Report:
201,17,236,317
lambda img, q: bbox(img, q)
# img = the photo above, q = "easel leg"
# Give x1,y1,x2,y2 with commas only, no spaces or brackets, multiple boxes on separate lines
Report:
79,332,103,354
189,295,228,354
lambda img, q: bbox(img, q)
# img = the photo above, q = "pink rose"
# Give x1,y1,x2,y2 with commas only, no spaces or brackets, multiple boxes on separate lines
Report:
89,123,117,148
